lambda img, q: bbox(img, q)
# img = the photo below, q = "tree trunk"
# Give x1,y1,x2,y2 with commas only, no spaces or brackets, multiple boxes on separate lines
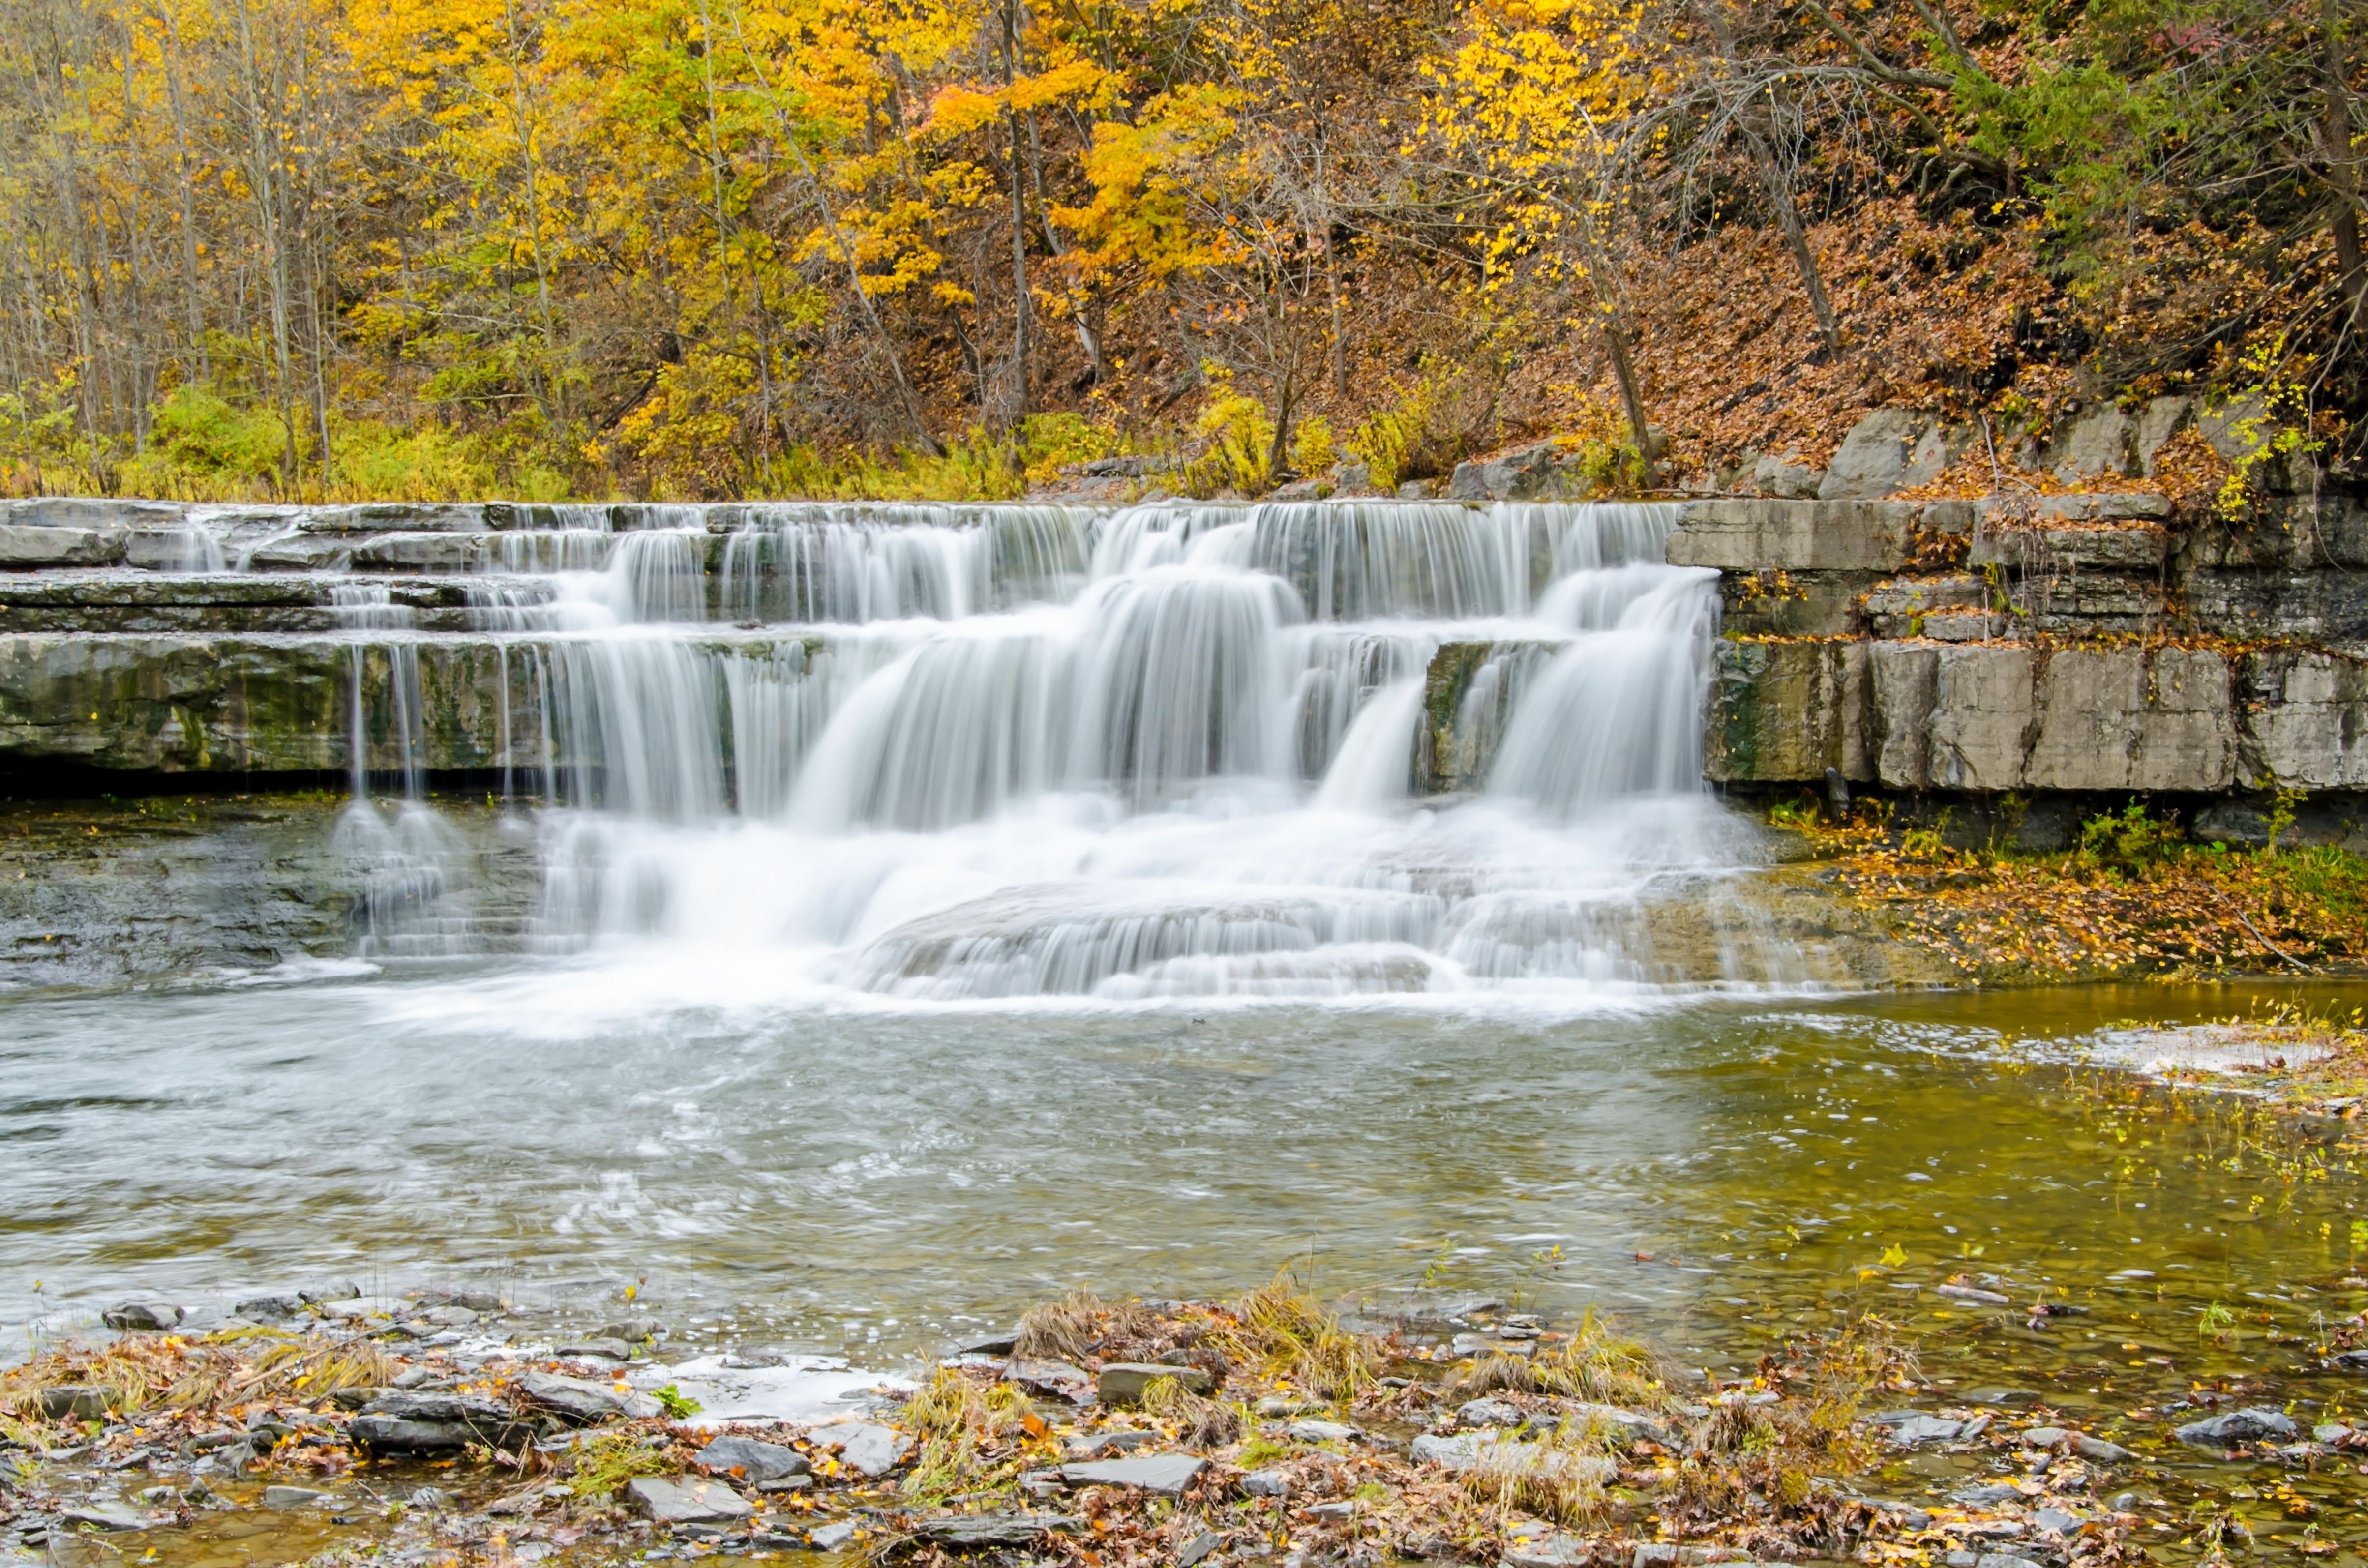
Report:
1002,0,1030,424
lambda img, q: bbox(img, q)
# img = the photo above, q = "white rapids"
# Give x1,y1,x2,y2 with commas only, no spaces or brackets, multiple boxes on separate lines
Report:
320,498,1797,1006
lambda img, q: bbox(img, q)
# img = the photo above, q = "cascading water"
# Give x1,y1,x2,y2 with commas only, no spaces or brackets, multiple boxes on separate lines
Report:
321,498,1788,999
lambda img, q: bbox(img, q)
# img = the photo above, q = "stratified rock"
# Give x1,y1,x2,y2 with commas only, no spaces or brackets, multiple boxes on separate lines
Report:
815,1422,910,1477
2175,1407,2297,1447
519,1370,660,1423
1819,410,1940,500
912,1515,1079,1547
1006,1358,1093,1403
1059,1453,1206,1495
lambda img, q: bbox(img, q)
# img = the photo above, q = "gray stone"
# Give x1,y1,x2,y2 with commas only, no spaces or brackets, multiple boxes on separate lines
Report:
695,1435,809,1482
1753,452,1823,499
1287,1418,1357,1443
2135,397,2193,475
346,1416,476,1452
1976,1556,2044,1568
2044,406,2138,481
1063,1429,1157,1460
2033,1509,2085,1536
298,1281,364,1304
60,1506,147,1531
557,1339,632,1361
1936,1284,2011,1305
2175,1407,2297,1447
1820,410,1937,499
1458,1397,1526,1428
1058,1452,1206,1495
39,1386,112,1419
1408,1431,1613,1484
261,1486,325,1509
1952,1482,2023,1506
0,526,126,569
1962,1388,2040,1407
299,503,490,534
807,1520,860,1551
821,1422,911,1477
1097,1361,1215,1403
1449,442,1563,502
624,1477,752,1526
100,1300,182,1331
1176,1527,1225,1566
1007,1358,1094,1404
595,1317,663,1342
234,1295,303,1320
1241,1467,1289,1497
2197,396,2272,462
1867,1411,1962,1446
519,1370,661,1423
1672,499,1916,571
1563,1403,1673,1447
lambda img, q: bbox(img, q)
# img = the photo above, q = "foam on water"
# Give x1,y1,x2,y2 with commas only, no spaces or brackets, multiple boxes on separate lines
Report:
323,499,1779,1005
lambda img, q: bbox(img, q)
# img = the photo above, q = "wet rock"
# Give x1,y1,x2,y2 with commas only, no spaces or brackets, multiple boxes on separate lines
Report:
60,1506,146,1531
1287,1419,1357,1443
1566,1403,1673,1447
39,1387,112,1420
695,1435,809,1482
1868,1411,1963,1446
2328,1350,2368,1373
316,1297,406,1320
1505,1538,1591,1567
2020,1427,2135,1463
1936,1284,2012,1305
912,1515,1079,1547
625,1477,752,1526
261,1487,325,1509
2314,1423,2354,1443
1064,1430,1157,1460
2175,1407,2297,1447
1007,1358,1094,1404
1976,1556,2044,1568
234,1295,303,1320
1097,1361,1214,1403
1059,1452,1205,1495
407,1486,454,1512
299,1282,364,1304
101,1301,183,1331
1952,1483,2024,1507
821,1422,911,1477
1963,1389,2041,1407
1362,1290,1506,1330
1459,1398,1526,1428
349,1391,525,1451
1241,1468,1289,1497
2033,1509,2085,1536
520,1370,661,1423
808,1521,860,1551
557,1339,632,1362
595,1317,662,1342
953,1330,1019,1357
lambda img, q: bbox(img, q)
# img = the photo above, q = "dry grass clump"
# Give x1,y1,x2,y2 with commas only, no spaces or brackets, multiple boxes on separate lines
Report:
900,1367,1044,1503
1455,1308,1674,1411
1666,1318,1905,1534
1012,1289,1160,1362
1139,1370,1244,1450
1206,1274,1380,1405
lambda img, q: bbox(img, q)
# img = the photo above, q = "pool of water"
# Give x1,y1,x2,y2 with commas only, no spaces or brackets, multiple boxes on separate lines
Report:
8,964,2367,1397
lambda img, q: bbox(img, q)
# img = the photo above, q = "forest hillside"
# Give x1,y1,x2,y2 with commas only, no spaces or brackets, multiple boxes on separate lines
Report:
0,0,2359,503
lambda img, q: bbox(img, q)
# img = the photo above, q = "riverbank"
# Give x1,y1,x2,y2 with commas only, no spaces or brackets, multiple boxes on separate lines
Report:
7,1276,2347,1568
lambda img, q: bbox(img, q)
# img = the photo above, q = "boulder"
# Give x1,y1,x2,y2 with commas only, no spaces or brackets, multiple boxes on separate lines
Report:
2044,406,2138,481
1449,443,1563,502
2175,1407,2297,1447
696,1435,809,1482
102,1300,184,1331
817,1422,911,1477
1753,452,1823,499
1819,410,1939,499
2135,396,2193,475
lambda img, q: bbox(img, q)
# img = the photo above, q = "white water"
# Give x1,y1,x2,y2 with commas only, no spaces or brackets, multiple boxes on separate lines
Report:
314,500,1771,1004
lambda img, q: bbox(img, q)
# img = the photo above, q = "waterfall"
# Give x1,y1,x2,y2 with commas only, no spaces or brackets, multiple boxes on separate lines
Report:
310,497,1773,997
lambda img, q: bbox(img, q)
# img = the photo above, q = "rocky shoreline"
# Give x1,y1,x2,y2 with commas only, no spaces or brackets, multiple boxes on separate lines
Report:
7,1280,2360,1568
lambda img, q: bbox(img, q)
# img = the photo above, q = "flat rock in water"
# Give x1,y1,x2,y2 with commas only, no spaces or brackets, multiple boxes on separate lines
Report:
1505,1539,1591,1568
557,1339,631,1361
234,1295,303,1320
1059,1453,1206,1495
519,1370,660,1423
1868,1411,1963,1446
1006,1358,1093,1404
1963,1388,2041,1407
1952,1483,2024,1506
594,1317,662,1342
2176,1407,2296,1447
2020,1427,2135,1463
2329,1350,2368,1373
346,1416,476,1452
1097,1361,1215,1403
61,1507,147,1531
316,1297,406,1320
1567,1402,1672,1446
696,1435,810,1482
101,1301,182,1331
300,1282,365,1304
624,1477,752,1526
955,1330,1019,1357
807,1521,860,1551
912,1515,1079,1547
261,1487,325,1509
359,1391,512,1425
1936,1285,2012,1306
819,1423,911,1477
2033,1509,2085,1535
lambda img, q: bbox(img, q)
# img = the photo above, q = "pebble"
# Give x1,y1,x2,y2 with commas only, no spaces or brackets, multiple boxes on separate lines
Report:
100,1302,183,1331
1097,1361,1215,1403
2175,1407,2298,1447
694,1435,809,1482
1058,1452,1206,1495
408,1487,453,1512
315,1297,405,1321
300,1282,365,1304
1976,1556,2044,1568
